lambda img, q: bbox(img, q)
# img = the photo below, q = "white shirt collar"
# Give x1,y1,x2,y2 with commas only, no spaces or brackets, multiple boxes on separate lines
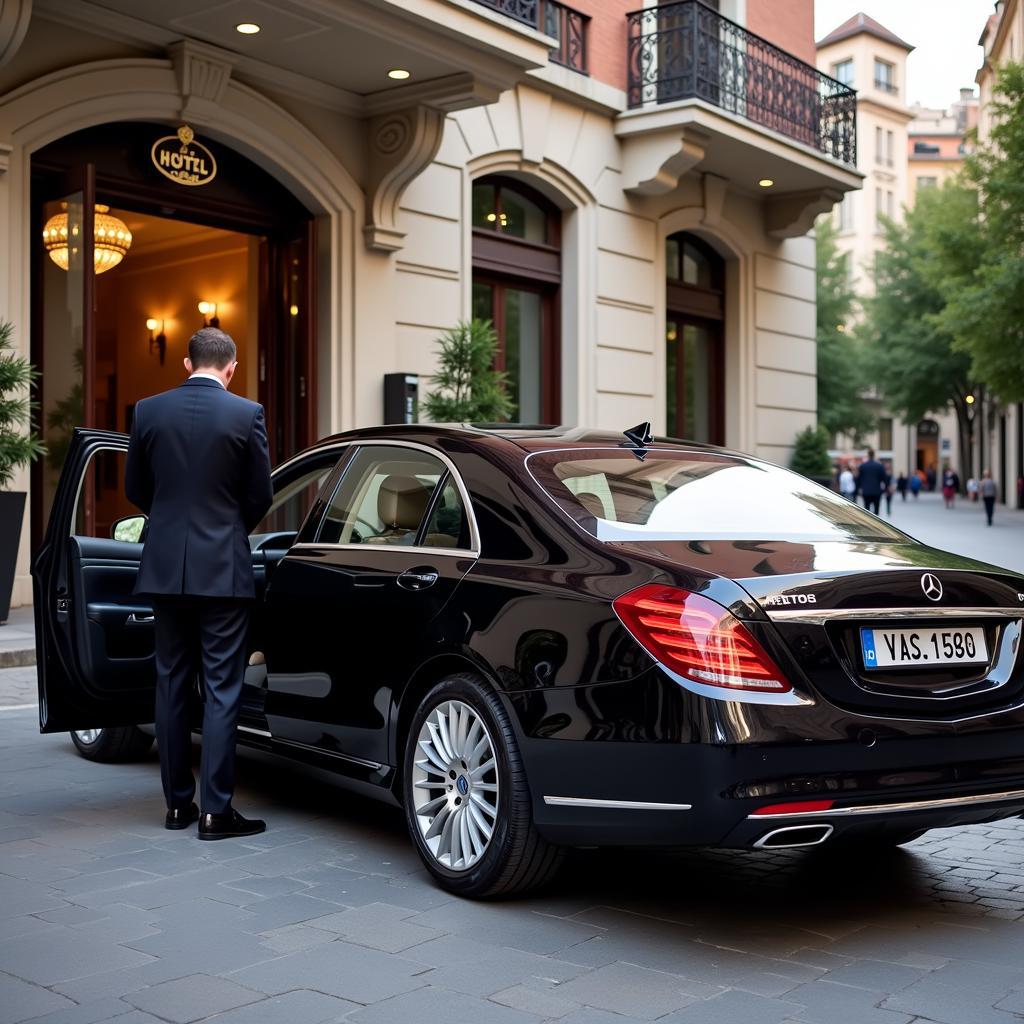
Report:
189,372,225,388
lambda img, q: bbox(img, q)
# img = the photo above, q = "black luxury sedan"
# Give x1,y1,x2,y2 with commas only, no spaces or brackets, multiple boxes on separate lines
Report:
34,424,1024,896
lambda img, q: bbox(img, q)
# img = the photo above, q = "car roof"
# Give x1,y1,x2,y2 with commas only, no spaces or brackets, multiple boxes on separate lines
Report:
311,424,732,456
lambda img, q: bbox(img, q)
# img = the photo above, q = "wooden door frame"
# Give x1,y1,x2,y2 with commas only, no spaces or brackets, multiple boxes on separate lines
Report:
665,311,725,445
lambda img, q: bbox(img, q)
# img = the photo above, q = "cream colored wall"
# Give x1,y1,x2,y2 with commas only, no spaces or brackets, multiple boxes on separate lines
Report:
397,84,818,464
818,34,912,298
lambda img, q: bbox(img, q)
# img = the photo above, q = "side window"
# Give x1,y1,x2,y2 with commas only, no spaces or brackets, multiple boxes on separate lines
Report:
317,446,445,546
73,448,139,540
422,475,470,549
251,453,339,536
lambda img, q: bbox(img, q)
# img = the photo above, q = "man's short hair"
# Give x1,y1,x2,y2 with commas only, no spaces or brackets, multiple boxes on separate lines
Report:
867,448,875,459
188,327,236,370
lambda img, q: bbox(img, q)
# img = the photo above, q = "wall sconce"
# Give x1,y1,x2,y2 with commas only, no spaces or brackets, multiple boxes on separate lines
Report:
197,301,219,328
146,318,166,366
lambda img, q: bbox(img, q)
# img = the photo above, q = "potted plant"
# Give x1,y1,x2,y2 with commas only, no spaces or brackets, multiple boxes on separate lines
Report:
0,320,46,624
790,424,836,491
422,319,514,423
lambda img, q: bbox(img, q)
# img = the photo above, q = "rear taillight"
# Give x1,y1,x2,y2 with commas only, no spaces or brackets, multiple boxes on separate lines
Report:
613,584,791,693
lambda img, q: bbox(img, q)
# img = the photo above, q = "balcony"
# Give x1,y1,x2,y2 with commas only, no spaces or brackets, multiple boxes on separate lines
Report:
626,0,856,165
473,0,589,74
617,0,861,236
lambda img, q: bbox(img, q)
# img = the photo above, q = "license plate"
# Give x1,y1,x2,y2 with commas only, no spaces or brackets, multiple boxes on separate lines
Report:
860,626,989,670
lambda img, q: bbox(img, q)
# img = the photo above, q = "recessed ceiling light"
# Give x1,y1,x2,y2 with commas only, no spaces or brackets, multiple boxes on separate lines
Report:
388,68,411,80
235,22,261,35
758,178,774,188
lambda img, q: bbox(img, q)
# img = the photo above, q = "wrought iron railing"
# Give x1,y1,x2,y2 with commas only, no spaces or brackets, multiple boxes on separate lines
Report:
626,0,857,166
472,0,540,28
546,0,588,74
472,0,589,75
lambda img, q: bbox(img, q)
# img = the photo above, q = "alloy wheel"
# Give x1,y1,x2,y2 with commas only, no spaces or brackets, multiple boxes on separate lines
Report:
73,729,102,744
412,699,499,871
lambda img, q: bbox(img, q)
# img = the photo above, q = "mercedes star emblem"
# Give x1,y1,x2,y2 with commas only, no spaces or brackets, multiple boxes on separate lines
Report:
921,573,943,602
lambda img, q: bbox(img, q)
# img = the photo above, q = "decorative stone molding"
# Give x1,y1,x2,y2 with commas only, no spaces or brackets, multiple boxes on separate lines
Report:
364,105,445,252
167,39,237,122
619,127,706,196
764,187,844,239
0,0,31,72
0,142,12,175
701,173,728,228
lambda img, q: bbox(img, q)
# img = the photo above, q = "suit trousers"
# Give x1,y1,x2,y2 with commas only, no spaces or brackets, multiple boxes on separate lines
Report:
152,597,251,814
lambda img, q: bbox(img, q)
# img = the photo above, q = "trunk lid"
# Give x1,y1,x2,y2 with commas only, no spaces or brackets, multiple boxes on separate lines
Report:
612,538,1024,719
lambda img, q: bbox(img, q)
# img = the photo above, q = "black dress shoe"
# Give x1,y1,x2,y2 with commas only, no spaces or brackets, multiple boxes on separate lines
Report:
165,803,199,830
197,808,266,841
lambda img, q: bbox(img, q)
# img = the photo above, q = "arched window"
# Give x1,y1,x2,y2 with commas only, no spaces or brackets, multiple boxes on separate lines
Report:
470,176,561,423
665,232,725,444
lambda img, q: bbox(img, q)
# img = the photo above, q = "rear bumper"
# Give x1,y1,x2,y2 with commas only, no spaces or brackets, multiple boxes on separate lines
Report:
520,731,1024,847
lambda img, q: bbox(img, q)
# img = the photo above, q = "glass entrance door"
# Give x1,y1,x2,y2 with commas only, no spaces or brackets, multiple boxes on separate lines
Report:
665,317,722,444
34,166,96,541
259,222,316,463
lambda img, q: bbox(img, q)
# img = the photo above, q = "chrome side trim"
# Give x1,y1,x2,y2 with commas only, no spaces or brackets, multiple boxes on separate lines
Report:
237,725,272,738
289,542,477,558
543,796,693,810
753,824,833,849
271,736,384,771
766,606,1024,624
747,787,1024,820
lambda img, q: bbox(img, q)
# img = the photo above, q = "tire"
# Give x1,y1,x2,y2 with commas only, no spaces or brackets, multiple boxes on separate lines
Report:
70,726,154,763
402,673,564,898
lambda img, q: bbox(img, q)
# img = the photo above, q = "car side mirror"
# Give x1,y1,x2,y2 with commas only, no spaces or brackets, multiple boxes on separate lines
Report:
112,514,148,544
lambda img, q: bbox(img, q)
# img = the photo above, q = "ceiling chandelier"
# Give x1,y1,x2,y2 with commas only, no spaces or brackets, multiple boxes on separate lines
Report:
42,203,132,274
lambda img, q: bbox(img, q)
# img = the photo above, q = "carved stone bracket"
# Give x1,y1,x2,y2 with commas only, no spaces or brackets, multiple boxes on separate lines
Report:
0,142,12,176
364,105,446,252
765,187,844,239
619,127,706,196
0,0,31,73
168,40,237,123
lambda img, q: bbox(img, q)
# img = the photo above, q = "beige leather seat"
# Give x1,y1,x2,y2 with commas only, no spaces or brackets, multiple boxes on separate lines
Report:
574,490,608,519
365,475,432,544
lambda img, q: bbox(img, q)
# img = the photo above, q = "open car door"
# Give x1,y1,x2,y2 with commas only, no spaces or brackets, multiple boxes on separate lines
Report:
33,429,155,733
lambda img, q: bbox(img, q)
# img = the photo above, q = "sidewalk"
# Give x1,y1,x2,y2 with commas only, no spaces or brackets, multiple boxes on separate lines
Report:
0,605,35,668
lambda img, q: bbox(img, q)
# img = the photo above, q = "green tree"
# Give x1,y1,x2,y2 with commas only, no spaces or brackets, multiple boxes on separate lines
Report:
938,62,1024,400
790,424,833,480
0,320,46,488
422,319,514,423
863,182,982,477
815,216,874,441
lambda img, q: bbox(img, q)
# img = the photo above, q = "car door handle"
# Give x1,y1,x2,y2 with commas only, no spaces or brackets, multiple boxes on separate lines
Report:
397,567,439,591
128,612,155,623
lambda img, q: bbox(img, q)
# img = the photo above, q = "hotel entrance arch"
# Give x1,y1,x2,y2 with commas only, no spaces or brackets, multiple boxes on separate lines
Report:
30,121,317,544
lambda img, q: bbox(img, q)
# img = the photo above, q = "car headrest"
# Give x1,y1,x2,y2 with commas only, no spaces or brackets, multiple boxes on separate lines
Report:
377,475,431,531
574,491,608,519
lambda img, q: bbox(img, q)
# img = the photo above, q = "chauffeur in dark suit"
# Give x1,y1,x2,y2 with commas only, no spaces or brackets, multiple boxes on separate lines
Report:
125,327,273,840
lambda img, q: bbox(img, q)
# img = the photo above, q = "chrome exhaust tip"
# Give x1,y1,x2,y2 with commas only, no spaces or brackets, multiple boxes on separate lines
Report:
753,824,834,849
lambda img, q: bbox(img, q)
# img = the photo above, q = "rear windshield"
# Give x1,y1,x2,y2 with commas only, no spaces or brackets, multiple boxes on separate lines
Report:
527,449,907,543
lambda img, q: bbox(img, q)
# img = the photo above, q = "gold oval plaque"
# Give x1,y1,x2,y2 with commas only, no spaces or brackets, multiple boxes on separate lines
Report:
151,125,217,187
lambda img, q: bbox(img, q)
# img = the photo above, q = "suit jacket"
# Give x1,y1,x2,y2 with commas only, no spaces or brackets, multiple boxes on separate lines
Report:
857,459,888,498
125,377,273,598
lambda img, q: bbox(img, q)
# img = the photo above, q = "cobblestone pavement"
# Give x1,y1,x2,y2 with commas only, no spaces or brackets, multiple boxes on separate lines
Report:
4,706,1024,1023
4,492,1024,1023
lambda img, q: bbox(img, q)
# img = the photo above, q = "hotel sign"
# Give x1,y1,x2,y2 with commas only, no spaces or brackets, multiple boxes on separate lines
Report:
150,125,217,187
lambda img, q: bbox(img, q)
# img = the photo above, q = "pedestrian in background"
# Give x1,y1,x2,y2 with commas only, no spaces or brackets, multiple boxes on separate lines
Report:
967,476,979,502
857,449,887,515
839,464,856,501
981,469,998,526
909,472,922,499
896,472,908,501
942,466,959,509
